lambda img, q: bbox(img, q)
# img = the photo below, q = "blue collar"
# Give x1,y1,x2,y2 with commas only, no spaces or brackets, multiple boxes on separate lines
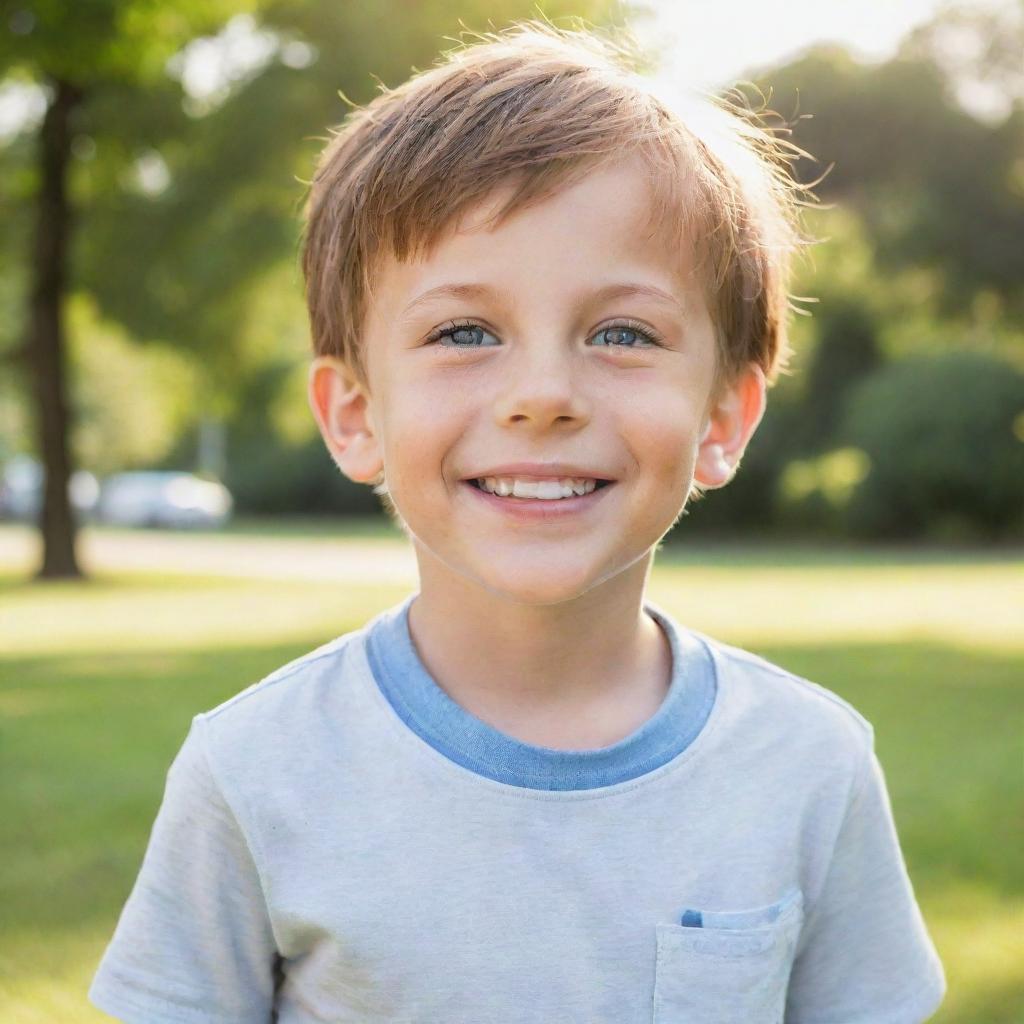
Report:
364,592,717,791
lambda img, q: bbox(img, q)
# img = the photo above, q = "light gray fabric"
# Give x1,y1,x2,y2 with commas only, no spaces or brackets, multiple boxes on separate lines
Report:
90,602,946,1023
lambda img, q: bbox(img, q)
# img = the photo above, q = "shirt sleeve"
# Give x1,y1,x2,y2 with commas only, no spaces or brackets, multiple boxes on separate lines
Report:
785,731,947,1024
89,714,280,1023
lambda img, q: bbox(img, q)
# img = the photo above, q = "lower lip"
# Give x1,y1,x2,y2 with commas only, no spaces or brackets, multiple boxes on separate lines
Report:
461,481,616,521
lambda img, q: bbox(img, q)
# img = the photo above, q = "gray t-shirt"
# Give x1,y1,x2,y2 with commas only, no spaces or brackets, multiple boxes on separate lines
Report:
89,592,946,1023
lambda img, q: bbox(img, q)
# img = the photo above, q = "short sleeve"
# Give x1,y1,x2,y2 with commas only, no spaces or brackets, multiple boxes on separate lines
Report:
89,715,279,1023
785,733,947,1024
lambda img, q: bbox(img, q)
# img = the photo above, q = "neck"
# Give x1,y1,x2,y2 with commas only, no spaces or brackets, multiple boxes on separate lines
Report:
405,551,671,749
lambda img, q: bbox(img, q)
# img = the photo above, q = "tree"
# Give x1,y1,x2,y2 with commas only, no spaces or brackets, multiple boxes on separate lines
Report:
742,5,1024,327
2,0,255,578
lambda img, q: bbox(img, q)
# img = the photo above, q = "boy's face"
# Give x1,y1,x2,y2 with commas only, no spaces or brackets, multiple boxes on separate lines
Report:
309,158,765,606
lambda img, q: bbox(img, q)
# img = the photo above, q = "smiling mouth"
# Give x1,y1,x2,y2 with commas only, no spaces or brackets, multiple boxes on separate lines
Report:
464,479,614,498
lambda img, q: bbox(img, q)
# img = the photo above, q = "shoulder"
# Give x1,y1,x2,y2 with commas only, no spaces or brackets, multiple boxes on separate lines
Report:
708,632,873,735
690,627,875,786
194,620,374,767
172,614,390,849
208,628,363,714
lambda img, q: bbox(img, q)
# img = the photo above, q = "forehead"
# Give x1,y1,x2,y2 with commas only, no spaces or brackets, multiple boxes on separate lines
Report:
367,157,702,317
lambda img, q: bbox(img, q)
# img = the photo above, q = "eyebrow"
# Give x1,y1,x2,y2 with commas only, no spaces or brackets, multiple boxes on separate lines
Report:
399,283,497,320
399,281,688,319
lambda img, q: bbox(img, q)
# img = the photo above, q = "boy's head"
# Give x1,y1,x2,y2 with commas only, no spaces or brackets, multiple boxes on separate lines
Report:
303,22,815,602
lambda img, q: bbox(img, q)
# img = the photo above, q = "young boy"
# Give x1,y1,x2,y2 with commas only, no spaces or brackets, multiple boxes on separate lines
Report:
89,23,947,1024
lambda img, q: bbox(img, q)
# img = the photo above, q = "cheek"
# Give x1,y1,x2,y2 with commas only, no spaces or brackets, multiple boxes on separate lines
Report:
619,390,702,484
381,380,468,487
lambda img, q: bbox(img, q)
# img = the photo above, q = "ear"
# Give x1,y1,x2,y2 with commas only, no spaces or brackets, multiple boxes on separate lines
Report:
307,356,383,484
693,363,767,489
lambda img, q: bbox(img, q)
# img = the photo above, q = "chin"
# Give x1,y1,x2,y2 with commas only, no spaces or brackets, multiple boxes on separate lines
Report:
467,558,617,608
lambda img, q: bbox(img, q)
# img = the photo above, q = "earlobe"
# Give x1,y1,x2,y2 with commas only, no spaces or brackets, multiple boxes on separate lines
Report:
307,357,383,484
693,364,767,489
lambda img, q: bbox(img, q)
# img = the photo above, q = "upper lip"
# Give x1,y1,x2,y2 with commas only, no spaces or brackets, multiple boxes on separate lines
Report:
462,462,615,481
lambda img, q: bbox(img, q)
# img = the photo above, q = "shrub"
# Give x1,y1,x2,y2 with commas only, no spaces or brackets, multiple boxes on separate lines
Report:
775,447,871,535
837,350,1024,540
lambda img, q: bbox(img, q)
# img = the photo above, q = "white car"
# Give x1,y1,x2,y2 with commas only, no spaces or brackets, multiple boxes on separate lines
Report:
0,455,99,520
97,471,233,529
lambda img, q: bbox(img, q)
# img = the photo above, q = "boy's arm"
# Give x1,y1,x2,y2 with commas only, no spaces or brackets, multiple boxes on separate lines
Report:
785,728,947,1023
89,714,279,1023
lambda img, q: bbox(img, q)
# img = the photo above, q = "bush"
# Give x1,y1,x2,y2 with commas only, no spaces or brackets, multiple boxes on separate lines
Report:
837,350,1024,540
798,298,882,454
225,435,383,516
775,447,871,536
217,359,386,518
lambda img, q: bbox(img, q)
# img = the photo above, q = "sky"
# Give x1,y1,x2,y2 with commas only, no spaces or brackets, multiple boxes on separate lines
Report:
631,0,1013,91
1,0,1017,139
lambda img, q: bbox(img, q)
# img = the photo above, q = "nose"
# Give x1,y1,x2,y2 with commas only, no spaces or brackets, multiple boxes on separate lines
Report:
491,337,592,430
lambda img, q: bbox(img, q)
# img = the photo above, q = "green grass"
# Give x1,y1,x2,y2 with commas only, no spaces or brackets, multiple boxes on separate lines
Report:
1,534,1021,1022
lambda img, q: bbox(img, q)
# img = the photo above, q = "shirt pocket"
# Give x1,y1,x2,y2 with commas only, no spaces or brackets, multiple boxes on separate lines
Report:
653,887,804,1024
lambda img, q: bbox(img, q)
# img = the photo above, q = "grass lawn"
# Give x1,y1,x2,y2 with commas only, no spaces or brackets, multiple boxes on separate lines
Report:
1,527,1021,1022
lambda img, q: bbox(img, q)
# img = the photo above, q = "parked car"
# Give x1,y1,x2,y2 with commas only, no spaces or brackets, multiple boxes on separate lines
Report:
97,471,233,529
0,454,99,521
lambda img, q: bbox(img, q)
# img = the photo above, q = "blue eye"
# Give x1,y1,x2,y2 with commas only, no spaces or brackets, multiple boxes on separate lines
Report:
426,321,661,349
592,324,659,348
429,323,500,348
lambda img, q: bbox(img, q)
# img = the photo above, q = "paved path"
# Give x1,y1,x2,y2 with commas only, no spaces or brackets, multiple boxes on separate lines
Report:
0,523,419,584
2,525,1021,654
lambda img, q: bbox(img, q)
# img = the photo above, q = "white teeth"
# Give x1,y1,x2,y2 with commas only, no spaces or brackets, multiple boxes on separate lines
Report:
478,477,600,500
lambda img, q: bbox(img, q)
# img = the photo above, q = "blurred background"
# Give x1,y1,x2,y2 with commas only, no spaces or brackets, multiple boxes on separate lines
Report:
1,1,1021,1021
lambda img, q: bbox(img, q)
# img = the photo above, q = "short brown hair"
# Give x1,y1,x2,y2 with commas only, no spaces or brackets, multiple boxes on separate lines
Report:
301,21,820,514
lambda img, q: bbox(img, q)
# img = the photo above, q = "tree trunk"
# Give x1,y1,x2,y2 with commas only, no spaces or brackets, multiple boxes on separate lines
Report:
27,78,84,579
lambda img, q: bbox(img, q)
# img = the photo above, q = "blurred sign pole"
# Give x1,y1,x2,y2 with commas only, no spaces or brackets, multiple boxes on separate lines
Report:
197,416,227,481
